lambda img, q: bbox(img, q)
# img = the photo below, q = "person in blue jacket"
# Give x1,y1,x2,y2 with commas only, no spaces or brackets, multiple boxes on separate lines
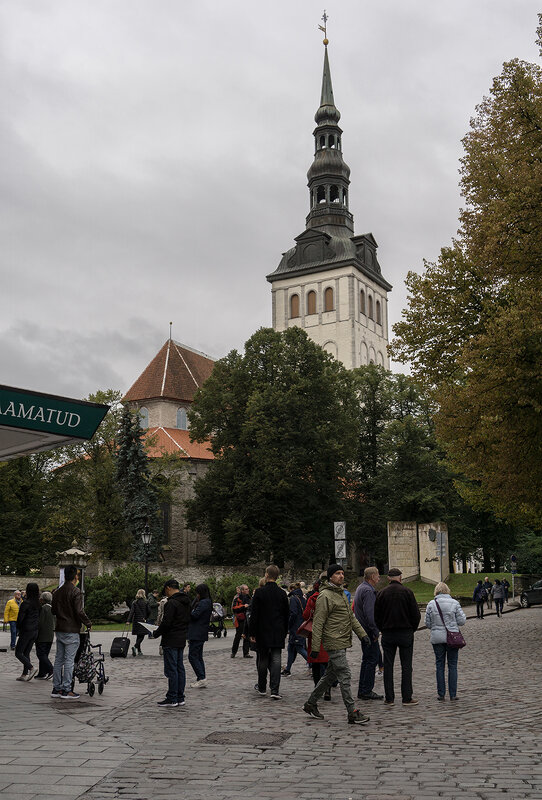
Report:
472,580,487,619
187,584,213,688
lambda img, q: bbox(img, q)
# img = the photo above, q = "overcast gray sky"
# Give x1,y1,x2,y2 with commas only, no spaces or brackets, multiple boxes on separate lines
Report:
1,0,540,398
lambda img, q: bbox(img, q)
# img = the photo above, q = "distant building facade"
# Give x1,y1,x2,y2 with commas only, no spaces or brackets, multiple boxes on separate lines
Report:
267,44,392,369
123,339,215,566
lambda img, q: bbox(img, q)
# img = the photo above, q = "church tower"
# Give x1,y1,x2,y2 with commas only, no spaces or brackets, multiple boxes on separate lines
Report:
267,36,392,369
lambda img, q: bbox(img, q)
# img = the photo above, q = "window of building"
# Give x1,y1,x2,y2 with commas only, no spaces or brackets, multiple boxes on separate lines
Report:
290,294,300,318
176,407,188,430
320,135,326,149
376,300,382,325
139,407,149,429
360,289,365,315
330,185,340,203
329,134,335,148
316,185,326,204
368,295,374,320
324,287,334,312
306,290,316,315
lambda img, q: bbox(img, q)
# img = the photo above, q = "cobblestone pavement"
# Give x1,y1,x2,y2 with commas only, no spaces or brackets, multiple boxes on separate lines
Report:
1,603,541,800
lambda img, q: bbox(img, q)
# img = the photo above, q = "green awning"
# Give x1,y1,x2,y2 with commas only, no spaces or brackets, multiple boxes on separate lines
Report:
0,385,109,460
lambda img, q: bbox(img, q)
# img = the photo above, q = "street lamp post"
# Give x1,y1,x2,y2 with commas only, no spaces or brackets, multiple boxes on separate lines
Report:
141,524,153,596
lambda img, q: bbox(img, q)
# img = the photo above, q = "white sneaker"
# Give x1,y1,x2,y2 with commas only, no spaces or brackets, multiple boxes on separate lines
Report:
25,668,38,681
190,679,207,688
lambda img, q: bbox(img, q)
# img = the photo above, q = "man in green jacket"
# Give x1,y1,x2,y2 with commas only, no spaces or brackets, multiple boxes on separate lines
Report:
303,564,370,725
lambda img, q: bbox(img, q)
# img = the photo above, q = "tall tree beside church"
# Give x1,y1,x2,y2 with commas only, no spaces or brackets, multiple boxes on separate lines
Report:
0,455,49,573
391,46,542,528
115,407,162,560
186,327,359,566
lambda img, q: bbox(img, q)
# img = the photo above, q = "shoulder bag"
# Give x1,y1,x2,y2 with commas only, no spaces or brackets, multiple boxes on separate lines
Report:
433,598,466,649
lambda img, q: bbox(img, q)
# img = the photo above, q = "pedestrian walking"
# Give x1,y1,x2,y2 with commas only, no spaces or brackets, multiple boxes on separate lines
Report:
14,582,40,681
51,565,92,699
146,589,160,638
281,583,307,676
483,577,493,609
502,579,510,604
374,568,421,707
3,589,22,650
153,579,191,707
128,589,149,657
248,564,289,700
302,574,332,702
303,564,370,725
231,584,251,659
34,591,54,680
353,566,383,701
425,582,467,701
188,583,213,688
492,579,505,617
472,580,487,619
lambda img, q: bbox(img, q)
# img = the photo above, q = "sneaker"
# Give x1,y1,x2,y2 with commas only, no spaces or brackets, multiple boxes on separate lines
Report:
61,690,80,700
243,654,253,659
254,683,266,696
178,700,185,706
450,696,458,702
132,647,137,658
437,695,445,701
281,669,291,676
402,698,419,706
190,679,207,688
156,699,178,707
358,691,383,700
230,653,236,658
348,709,370,725
51,688,62,698
16,674,26,681
45,672,54,680
383,699,394,707
270,692,282,700
303,701,324,720
25,667,38,681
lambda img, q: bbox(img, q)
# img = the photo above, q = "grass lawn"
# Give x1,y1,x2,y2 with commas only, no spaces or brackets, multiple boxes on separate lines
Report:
405,572,517,604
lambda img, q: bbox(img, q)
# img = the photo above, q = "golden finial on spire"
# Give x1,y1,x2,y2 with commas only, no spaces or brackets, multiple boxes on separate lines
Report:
318,10,329,46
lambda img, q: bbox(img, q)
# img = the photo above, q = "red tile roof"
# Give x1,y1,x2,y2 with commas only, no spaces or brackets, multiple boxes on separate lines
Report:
143,427,214,461
123,340,215,403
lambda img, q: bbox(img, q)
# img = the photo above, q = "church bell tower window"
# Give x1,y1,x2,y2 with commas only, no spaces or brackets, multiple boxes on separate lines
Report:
307,290,316,315
324,287,334,312
290,294,300,318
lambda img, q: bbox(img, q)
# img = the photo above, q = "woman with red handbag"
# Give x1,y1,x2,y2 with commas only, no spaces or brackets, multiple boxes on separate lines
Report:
425,582,467,702
302,574,332,701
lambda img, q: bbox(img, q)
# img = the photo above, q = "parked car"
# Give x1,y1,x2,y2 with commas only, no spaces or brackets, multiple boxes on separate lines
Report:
520,579,542,608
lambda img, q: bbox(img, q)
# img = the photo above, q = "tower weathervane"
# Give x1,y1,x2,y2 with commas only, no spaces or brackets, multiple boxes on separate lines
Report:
318,10,329,46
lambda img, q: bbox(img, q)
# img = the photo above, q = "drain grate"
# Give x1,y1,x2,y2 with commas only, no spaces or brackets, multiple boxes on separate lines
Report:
203,731,291,747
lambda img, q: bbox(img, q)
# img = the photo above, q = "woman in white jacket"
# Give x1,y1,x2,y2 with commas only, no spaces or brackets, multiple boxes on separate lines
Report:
425,582,466,702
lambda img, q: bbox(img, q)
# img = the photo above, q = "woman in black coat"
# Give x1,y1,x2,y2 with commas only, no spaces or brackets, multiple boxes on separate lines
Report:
188,584,213,688
129,589,149,656
15,582,40,681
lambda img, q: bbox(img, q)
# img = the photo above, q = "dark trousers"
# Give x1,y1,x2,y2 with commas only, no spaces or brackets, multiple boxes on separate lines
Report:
256,646,282,694
358,637,380,696
381,629,414,703
188,640,206,680
495,598,504,616
133,634,145,651
476,600,485,618
162,646,186,703
15,631,36,674
231,621,249,656
311,662,327,686
9,621,17,648
35,641,53,677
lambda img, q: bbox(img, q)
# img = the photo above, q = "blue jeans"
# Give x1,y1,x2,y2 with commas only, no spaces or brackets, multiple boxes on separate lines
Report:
163,646,186,703
188,640,205,681
358,638,379,696
285,634,308,671
53,632,80,692
433,643,459,698
9,621,17,648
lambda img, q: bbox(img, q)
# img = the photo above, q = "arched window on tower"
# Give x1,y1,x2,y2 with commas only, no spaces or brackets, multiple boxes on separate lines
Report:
139,407,149,429
324,287,334,312
368,295,374,320
330,185,340,203
360,289,366,315
376,300,382,325
329,134,336,148
319,135,326,149
306,290,316,315
176,407,188,430
316,185,326,204
290,294,300,318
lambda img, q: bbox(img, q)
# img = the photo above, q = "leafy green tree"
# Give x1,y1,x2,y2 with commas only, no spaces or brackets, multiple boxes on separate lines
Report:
0,455,49,573
391,49,542,528
186,327,359,567
115,408,163,561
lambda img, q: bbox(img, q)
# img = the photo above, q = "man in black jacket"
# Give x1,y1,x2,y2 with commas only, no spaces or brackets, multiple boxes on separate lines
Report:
248,565,289,700
153,579,191,707
374,568,421,707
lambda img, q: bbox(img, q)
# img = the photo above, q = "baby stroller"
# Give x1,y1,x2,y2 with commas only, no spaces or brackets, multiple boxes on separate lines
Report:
209,602,227,638
73,632,109,697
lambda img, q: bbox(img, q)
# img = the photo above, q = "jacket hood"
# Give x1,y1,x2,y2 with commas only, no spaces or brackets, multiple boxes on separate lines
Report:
322,581,346,595
290,588,304,600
